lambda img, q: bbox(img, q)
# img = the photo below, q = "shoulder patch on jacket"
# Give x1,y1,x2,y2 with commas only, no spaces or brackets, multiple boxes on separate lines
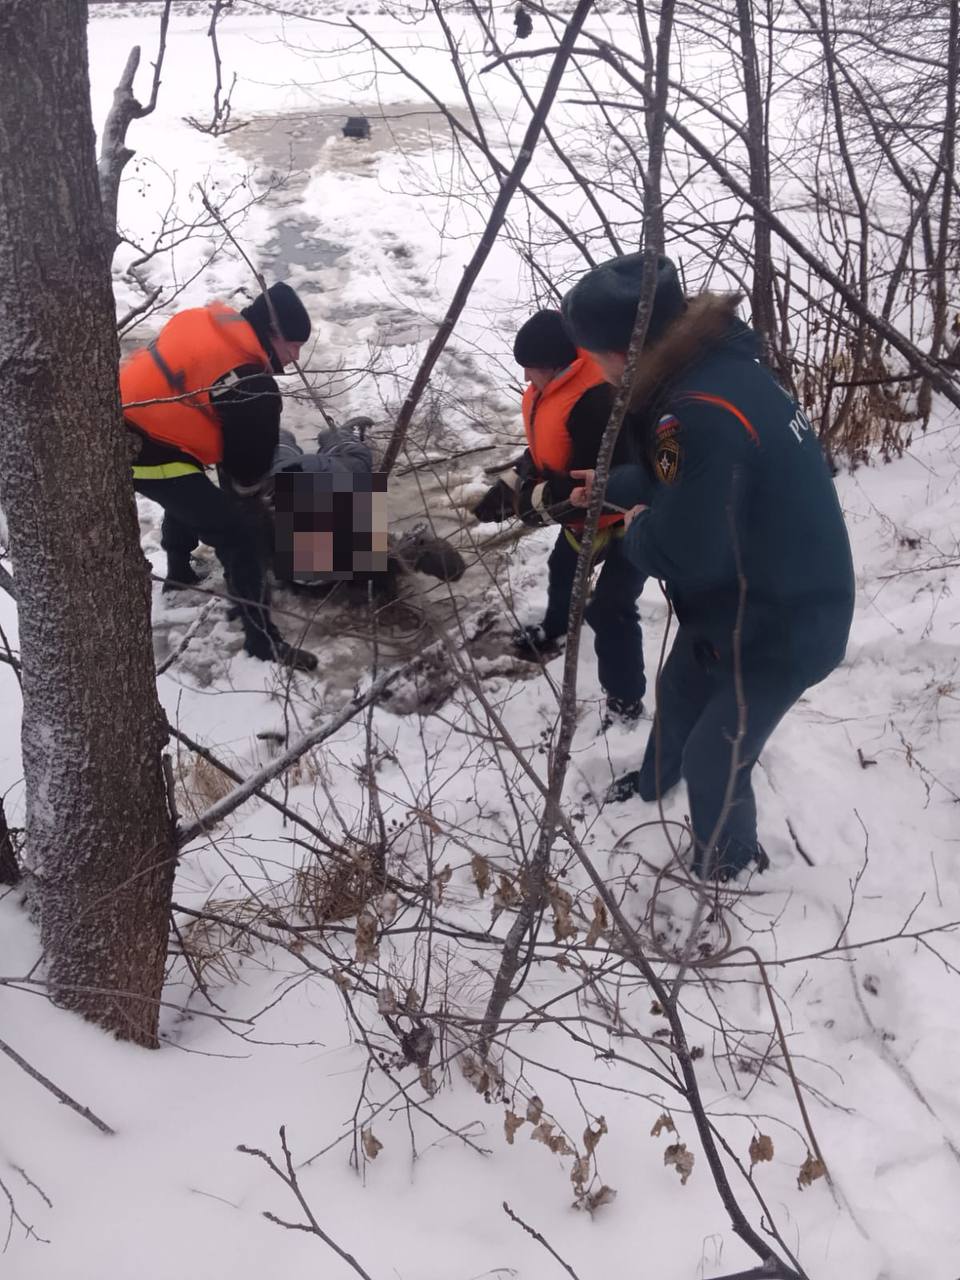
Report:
654,432,682,485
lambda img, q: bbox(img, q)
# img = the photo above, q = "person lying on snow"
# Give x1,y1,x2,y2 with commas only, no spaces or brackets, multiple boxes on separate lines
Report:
123,281,319,671
269,427,465,593
562,253,855,882
472,309,648,729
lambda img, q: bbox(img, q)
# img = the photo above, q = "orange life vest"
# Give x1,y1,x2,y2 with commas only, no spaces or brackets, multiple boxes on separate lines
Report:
120,303,271,465
521,353,621,532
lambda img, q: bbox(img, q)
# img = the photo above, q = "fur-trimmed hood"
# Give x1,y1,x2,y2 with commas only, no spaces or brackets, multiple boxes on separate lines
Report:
629,292,749,419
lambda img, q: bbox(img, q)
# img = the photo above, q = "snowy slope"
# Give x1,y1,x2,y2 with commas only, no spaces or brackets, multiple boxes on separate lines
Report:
2,8,960,1280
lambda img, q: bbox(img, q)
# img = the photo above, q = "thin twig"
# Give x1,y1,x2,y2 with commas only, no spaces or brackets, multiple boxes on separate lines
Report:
378,0,597,472
0,1036,115,1136
502,1201,582,1279
239,1127,377,1279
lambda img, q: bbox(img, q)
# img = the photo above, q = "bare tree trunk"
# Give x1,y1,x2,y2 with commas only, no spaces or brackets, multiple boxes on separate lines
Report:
97,0,171,249
0,795,19,887
0,2,176,1048
930,0,959,363
735,0,778,369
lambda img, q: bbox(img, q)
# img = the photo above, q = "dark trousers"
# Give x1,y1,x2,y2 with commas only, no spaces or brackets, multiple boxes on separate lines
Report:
542,529,646,704
638,628,808,868
135,471,275,654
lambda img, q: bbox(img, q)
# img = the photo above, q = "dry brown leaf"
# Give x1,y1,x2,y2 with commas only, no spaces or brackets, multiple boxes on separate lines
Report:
493,874,519,914
548,881,578,943
584,897,609,948
797,1152,827,1189
583,1116,608,1156
361,1128,382,1160
377,984,398,1015
650,1112,676,1138
583,1184,617,1215
749,1133,774,1167
504,1111,525,1145
664,1142,695,1185
530,1120,555,1146
418,1066,437,1095
548,1133,575,1156
418,808,443,835
526,1095,544,1123
404,985,421,1013
570,1154,591,1192
377,892,399,925
471,853,492,897
460,1055,490,1095
431,864,453,904
355,910,379,963
332,969,353,993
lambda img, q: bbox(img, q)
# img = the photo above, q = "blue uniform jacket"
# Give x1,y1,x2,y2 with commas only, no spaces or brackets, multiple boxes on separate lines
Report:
609,300,855,684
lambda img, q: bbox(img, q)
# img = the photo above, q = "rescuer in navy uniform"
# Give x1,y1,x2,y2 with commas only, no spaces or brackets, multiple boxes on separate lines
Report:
563,254,855,880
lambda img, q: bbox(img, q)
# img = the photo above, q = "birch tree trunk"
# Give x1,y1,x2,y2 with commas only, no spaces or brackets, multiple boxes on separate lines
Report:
0,1,176,1048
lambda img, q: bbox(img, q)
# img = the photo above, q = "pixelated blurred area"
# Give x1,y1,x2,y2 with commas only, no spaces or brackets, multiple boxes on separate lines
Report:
273,470,388,582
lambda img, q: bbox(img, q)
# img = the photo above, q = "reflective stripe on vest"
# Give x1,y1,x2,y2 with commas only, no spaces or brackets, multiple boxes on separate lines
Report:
131,461,203,481
120,303,271,466
563,521,627,556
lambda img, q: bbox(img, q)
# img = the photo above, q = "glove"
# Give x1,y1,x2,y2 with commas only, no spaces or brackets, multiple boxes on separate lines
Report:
515,468,579,527
472,480,514,523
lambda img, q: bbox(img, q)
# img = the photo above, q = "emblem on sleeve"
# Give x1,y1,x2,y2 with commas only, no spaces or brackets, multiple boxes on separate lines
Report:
655,435,681,485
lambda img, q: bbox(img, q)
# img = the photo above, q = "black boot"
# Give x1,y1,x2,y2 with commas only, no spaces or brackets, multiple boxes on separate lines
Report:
163,553,204,594
599,696,644,732
244,624,318,672
693,838,770,882
605,770,644,803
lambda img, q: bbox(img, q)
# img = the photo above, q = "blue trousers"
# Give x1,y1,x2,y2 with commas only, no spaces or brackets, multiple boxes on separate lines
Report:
638,628,808,869
541,529,646,704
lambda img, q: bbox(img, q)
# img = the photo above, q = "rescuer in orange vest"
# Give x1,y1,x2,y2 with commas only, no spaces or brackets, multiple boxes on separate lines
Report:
123,282,317,671
472,309,647,725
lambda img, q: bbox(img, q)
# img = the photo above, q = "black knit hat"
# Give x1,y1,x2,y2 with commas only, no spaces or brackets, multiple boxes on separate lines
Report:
242,281,312,343
513,309,577,369
561,254,686,353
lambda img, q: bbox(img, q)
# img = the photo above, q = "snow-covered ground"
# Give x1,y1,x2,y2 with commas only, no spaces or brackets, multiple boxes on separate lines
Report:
1,7,960,1279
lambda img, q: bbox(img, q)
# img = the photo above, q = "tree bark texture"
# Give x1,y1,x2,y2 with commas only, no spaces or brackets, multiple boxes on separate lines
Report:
735,0,778,369
0,794,20,886
0,1,176,1047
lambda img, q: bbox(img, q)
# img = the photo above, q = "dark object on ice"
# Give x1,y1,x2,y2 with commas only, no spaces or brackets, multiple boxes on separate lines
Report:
392,526,466,583
514,4,533,38
343,115,371,140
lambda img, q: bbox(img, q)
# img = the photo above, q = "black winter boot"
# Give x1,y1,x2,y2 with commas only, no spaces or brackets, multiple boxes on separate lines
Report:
244,626,318,672
163,553,205,594
693,838,770,882
605,770,644,804
600,696,644,732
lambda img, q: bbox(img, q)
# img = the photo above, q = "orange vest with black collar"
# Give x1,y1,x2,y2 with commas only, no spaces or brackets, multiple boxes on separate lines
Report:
521,354,621,532
121,303,272,466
